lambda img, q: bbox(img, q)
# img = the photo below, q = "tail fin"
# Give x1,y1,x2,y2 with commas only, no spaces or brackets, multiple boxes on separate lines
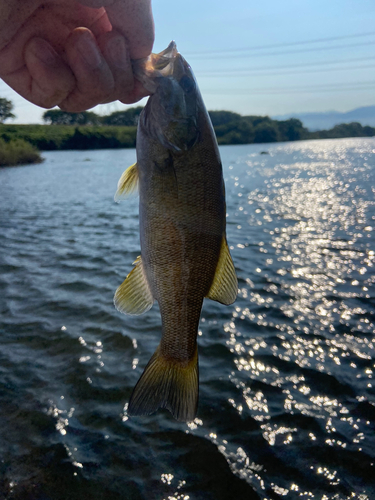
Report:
128,345,198,422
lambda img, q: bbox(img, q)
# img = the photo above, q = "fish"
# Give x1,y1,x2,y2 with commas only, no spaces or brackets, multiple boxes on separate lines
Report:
114,41,237,422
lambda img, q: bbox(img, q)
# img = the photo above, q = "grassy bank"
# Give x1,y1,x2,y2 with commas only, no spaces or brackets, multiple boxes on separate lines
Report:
0,138,43,167
0,124,137,151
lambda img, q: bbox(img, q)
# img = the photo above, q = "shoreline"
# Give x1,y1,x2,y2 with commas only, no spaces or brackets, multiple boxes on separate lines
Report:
1,119,374,152
0,118,374,166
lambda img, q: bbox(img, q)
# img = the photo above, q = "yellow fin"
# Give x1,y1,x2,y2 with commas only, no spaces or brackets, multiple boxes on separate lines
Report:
114,256,154,315
114,162,139,202
128,345,198,422
206,237,238,305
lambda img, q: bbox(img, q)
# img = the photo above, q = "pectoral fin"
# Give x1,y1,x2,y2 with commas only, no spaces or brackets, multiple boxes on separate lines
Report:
114,162,139,202
207,237,238,305
114,256,154,315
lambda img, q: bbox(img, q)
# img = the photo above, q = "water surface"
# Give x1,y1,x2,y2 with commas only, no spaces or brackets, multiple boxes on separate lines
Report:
0,138,374,499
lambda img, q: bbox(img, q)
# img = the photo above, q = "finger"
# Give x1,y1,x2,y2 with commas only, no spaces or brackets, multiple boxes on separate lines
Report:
98,31,134,101
106,0,154,59
6,37,76,109
119,78,150,105
98,30,151,104
60,27,115,112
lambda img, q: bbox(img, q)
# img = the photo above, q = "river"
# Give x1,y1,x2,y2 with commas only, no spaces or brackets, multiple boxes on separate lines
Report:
0,138,374,499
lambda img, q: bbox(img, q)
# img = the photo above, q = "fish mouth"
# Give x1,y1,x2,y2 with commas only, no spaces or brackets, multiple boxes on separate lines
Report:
151,41,178,73
135,41,200,151
133,41,190,94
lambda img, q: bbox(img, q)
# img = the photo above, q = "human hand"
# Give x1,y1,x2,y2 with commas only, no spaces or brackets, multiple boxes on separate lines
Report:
0,0,154,112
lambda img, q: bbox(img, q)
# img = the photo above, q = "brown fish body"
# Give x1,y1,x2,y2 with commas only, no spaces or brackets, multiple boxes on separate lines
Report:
137,104,225,362
114,42,237,421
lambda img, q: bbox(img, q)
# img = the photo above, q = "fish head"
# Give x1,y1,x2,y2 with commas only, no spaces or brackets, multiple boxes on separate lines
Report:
135,42,200,151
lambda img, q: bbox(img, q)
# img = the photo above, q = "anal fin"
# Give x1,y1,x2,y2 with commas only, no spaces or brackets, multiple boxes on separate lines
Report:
206,236,238,305
114,256,154,315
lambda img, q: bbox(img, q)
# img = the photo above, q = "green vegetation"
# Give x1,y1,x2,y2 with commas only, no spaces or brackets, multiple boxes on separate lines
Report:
100,107,143,126
1,116,373,155
0,98,44,167
0,98,15,123
0,124,137,150
1,100,374,164
309,122,375,140
43,109,102,125
42,107,143,127
209,112,374,144
209,112,308,144
0,106,140,165
0,137,43,167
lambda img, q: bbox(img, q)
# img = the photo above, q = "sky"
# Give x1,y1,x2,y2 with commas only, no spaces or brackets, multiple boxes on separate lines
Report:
1,0,375,124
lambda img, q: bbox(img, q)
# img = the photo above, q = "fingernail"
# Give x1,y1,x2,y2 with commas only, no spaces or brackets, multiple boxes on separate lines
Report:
106,36,129,70
77,31,102,68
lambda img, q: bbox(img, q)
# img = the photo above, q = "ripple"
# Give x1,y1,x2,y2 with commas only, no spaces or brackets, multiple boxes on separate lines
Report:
1,140,375,499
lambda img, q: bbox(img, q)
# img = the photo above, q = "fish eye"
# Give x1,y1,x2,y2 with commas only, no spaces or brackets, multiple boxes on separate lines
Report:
179,75,195,93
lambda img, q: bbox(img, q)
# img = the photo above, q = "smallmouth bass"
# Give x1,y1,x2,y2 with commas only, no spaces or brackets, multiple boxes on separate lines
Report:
114,42,237,422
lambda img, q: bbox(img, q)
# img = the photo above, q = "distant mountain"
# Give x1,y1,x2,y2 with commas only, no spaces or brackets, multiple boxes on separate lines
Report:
273,105,375,131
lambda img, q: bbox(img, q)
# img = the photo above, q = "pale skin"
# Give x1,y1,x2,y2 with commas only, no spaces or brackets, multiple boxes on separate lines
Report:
0,0,154,112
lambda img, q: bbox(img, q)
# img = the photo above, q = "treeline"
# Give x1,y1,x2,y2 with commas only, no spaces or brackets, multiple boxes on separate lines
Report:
309,122,375,140
0,124,137,151
41,108,375,144
1,102,374,158
41,108,310,144
209,111,308,144
208,110,375,143
42,107,143,127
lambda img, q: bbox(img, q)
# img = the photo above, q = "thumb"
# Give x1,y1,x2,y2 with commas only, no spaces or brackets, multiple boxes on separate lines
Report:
88,0,155,59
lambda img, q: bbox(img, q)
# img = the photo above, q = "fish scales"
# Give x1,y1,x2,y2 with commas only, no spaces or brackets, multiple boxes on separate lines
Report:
114,41,237,421
138,123,225,360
